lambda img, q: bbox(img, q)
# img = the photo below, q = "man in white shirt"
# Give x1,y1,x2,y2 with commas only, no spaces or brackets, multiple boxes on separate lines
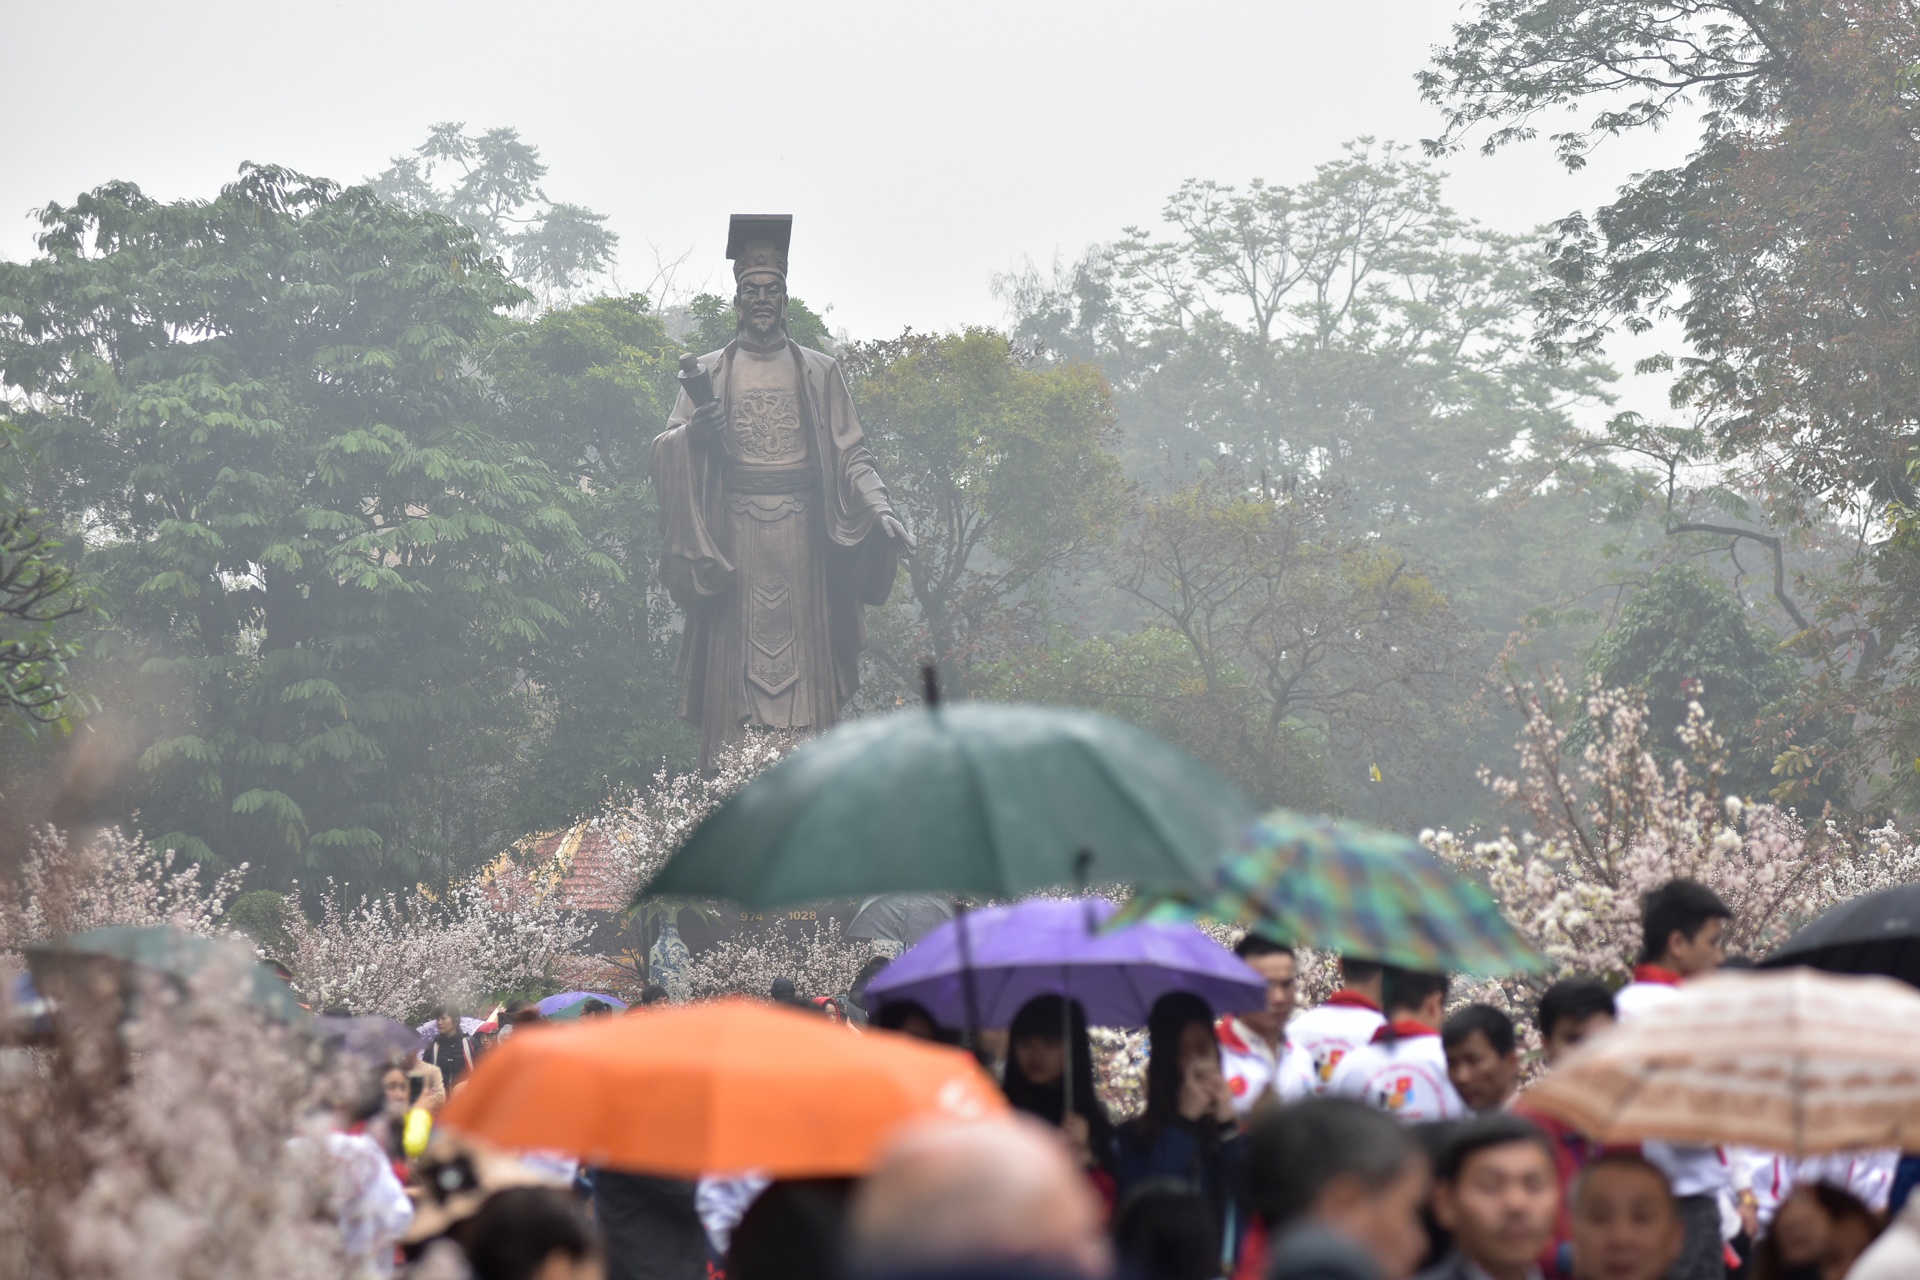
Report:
1286,957,1388,1094
1329,966,1467,1123
1217,934,1316,1113
1614,878,1733,1280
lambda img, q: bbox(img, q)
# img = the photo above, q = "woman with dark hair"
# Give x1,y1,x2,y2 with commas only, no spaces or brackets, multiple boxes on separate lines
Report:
1002,995,1116,1180
1755,1180,1881,1280
871,1000,944,1043
1115,993,1243,1263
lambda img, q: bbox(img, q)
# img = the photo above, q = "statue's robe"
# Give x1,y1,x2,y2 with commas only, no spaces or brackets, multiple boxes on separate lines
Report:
651,338,900,767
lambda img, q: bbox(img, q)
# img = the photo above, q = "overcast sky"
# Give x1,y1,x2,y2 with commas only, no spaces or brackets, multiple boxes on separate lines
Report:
2,0,1690,400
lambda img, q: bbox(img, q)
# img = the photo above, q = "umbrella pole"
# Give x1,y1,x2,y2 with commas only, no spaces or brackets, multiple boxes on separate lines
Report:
1063,849,1091,1124
1061,965,1073,1121
956,900,985,1066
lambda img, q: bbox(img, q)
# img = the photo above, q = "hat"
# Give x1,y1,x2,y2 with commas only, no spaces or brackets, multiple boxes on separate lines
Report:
728,214,792,281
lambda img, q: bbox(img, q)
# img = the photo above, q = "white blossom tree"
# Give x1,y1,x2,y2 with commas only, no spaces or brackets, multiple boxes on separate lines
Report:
280,853,589,1019
0,825,244,958
1429,677,1917,990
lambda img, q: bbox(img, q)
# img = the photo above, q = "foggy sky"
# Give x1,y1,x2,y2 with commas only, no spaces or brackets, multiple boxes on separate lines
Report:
2,0,1689,397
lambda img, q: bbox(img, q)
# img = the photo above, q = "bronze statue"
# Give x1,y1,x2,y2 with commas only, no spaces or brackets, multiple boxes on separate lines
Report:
651,215,911,768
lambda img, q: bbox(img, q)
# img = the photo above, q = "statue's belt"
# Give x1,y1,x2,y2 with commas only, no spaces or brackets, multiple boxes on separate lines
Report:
723,462,817,495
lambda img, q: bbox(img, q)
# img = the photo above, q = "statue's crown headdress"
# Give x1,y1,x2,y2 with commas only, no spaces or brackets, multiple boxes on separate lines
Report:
727,214,792,281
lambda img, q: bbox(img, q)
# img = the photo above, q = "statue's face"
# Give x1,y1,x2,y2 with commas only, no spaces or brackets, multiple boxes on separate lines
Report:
735,271,788,342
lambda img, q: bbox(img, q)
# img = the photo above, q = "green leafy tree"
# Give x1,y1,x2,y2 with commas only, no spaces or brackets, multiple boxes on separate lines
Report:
1421,0,1920,809
841,330,1127,699
1585,564,1798,801
480,294,695,825
1101,468,1468,810
1007,142,1609,523
0,164,599,887
1001,143,1628,824
0,422,88,733
373,123,618,302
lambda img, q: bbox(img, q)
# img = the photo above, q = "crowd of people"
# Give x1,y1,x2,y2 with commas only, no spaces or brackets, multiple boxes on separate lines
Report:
318,878,1920,1280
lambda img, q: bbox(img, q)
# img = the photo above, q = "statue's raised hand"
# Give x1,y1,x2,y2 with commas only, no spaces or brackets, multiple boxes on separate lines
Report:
688,398,726,448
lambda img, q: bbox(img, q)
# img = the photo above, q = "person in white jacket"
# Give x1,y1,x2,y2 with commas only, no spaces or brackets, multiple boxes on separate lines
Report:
1285,957,1387,1094
1614,878,1733,1280
1217,934,1316,1114
1327,967,1467,1124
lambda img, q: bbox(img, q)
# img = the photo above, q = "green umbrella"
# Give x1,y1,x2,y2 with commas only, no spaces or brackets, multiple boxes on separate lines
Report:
27,924,307,1022
643,701,1254,909
1119,810,1546,976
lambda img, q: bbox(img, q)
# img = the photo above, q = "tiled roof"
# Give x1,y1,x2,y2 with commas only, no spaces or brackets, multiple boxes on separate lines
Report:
532,822,628,914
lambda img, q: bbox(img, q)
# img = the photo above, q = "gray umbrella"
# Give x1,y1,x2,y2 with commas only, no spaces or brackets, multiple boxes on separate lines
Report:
846,893,956,947
313,1015,420,1063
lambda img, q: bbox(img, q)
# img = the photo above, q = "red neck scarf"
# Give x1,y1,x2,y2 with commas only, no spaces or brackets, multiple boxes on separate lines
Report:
1633,964,1683,987
1325,988,1382,1011
1370,1018,1439,1044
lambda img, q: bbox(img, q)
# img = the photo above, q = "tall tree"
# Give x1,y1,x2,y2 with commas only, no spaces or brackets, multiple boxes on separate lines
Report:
1584,563,1799,801
1422,0,1920,806
1096,468,1469,808
0,165,598,887
373,123,618,303
480,294,695,825
840,330,1126,699
1001,145,1629,823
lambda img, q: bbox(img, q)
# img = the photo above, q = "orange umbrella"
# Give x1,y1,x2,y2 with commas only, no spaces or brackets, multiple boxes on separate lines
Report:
439,998,1006,1177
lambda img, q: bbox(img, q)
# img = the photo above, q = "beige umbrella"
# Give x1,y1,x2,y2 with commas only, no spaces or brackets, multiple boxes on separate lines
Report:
1523,968,1920,1156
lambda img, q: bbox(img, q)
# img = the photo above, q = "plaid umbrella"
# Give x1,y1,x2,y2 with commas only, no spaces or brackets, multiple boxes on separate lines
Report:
1120,810,1545,976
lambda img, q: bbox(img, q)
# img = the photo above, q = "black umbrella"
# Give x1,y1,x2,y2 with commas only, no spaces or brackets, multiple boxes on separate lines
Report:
1762,883,1920,986
846,893,956,948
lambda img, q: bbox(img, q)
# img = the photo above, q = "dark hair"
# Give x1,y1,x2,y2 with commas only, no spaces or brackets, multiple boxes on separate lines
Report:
873,1000,937,1033
728,1178,853,1280
1381,966,1449,1019
1246,1097,1420,1228
1234,934,1294,961
463,1187,599,1280
1113,1181,1220,1280
1433,1115,1554,1183
1442,1004,1516,1058
1535,978,1615,1040
435,1005,461,1021
640,985,670,1005
1571,1151,1675,1213
1639,878,1731,964
581,998,611,1016
1339,958,1384,986
1003,996,1115,1172
770,977,798,1002
1135,991,1217,1144
849,955,891,1008
1752,1181,1879,1280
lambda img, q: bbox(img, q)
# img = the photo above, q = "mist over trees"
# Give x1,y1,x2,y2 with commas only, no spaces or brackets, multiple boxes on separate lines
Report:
7,13,1918,894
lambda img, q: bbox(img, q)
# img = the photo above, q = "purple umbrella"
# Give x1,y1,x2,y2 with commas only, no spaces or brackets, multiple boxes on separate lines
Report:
416,1015,486,1048
536,991,628,1020
862,897,1267,1030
